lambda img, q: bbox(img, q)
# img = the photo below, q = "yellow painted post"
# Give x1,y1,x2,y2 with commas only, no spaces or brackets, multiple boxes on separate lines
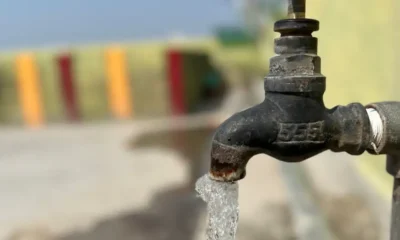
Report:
105,46,132,119
15,53,44,127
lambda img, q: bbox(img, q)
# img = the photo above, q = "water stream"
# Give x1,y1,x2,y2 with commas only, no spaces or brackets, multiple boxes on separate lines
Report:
195,174,239,240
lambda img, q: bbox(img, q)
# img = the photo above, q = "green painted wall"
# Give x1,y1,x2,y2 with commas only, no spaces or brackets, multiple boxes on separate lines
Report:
35,50,63,122
0,37,261,123
0,54,21,124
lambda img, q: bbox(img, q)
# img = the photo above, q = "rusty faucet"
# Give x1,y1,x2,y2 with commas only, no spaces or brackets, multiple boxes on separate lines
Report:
208,2,400,238
210,0,370,181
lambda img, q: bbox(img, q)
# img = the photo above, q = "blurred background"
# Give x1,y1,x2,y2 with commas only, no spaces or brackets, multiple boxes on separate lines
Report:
0,0,398,239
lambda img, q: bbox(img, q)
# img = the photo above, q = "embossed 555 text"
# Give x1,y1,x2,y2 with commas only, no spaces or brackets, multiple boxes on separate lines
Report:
277,121,324,143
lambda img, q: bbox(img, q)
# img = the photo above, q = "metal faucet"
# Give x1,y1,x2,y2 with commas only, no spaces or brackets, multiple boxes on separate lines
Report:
208,0,400,239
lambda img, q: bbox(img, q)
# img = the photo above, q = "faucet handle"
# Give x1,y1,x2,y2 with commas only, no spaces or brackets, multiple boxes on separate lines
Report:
288,0,306,19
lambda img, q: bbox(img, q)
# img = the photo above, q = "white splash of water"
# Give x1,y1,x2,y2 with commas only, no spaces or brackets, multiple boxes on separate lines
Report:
195,174,239,240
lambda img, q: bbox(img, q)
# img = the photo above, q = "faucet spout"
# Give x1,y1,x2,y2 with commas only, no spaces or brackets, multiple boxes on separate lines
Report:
209,103,273,181
209,93,328,182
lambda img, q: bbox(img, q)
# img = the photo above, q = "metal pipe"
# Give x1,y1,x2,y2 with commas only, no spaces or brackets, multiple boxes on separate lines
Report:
288,0,306,19
391,177,400,240
365,103,400,239
388,154,400,240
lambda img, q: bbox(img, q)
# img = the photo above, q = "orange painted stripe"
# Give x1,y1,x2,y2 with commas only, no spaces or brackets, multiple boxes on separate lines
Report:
15,53,44,127
105,46,132,119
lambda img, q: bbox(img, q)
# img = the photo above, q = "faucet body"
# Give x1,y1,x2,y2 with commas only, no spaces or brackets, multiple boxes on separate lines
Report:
208,0,400,239
209,18,372,181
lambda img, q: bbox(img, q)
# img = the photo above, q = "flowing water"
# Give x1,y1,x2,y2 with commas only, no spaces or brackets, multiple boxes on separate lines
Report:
195,174,239,240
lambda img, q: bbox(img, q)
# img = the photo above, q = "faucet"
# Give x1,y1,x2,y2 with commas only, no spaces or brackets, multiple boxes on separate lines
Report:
209,0,371,182
208,1,400,239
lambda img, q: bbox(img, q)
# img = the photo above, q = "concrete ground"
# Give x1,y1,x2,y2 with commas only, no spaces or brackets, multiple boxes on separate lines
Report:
0,122,188,239
0,119,390,240
0,119,291,240
0,82,392,240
